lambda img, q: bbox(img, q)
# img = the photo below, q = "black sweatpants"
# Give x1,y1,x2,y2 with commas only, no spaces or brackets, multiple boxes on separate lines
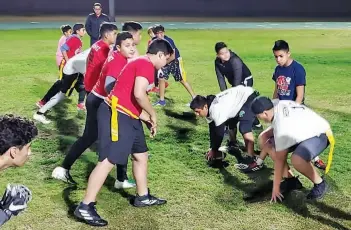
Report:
61,93,129,181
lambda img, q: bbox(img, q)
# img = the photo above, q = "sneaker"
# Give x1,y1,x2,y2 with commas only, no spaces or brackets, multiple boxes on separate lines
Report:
74,202,108,227
114,179,136,189
307,180,328,200
238,161,264,173
36,100,45,108
33,113,51,124
252,123,263,131
133,190,167,207
280,176,303,195
77,103,86,111
51,166,77,184
314,159,326,170
153,100,166,106
148,87,160,93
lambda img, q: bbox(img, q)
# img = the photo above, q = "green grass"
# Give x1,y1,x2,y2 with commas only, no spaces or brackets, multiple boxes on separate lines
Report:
0,28,351,230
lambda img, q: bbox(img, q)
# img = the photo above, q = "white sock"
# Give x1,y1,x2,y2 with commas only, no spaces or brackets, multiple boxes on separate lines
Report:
313,156,320,162
256,157,263,165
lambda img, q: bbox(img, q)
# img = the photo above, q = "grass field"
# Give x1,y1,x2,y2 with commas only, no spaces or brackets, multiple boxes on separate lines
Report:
0,28,351,230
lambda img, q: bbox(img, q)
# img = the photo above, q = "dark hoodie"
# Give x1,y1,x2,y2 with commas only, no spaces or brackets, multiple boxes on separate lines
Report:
214,50,252,91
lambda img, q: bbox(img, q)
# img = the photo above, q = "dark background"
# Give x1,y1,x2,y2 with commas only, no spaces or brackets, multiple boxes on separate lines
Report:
1,0,351,18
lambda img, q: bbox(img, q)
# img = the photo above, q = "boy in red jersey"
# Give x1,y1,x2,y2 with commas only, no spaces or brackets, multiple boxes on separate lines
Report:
84,23,118,94
36,23,86,110
52,32,135,184
74,39,174,227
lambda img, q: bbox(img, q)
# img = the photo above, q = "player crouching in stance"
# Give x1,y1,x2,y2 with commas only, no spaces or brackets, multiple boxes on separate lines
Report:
73,39,174,227
251,97,334,201
190,85,263,170
0,115,38,226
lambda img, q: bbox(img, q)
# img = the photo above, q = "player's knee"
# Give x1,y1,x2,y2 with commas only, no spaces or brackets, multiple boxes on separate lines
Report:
243,132,254,142
239,123,252,138
132,152,148,162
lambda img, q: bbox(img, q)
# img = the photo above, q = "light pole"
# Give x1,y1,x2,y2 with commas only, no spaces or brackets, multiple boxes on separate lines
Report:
109,0,116,22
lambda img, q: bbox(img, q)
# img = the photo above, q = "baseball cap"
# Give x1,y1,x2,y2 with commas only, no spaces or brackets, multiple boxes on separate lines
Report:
250,96,274,115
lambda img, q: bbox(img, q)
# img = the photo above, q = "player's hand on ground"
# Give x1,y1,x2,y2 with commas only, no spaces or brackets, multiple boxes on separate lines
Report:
206,149,220,161
270,187,284,203
0,184,32,217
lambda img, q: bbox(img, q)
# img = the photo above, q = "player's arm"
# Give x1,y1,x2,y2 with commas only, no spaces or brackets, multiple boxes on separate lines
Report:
215,64,227,91
230,57,243,86
209,121,226,151
104,76,116,93
273,84,278,99
134,77,156,119
272,150,288,199
60,41,71,62
295,65,306,104
295,86,304,104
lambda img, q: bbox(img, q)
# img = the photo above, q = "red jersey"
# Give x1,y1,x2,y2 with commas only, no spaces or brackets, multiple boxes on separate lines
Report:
93,51,128,97
64,35,82,59
84,40,111,92
108,56,155,118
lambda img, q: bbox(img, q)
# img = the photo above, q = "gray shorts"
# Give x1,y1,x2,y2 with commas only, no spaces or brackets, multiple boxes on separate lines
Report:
290,134,329,161
269,133,329,161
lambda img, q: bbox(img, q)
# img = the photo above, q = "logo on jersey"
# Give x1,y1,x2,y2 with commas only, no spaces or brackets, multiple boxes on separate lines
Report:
239,110,245,118
276,76,291,96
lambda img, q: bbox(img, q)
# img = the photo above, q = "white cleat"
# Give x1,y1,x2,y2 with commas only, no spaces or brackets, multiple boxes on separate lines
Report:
33,113,51,124
114,179,136,189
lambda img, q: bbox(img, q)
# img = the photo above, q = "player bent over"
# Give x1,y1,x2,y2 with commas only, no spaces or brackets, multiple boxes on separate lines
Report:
250,97,334,201
33,49,90,124
190,85,263,170
74,39,174,227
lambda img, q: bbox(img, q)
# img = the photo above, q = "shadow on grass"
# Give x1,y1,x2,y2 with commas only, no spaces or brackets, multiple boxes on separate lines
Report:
166,124,195,143
244,175,351,229
164,108,198,125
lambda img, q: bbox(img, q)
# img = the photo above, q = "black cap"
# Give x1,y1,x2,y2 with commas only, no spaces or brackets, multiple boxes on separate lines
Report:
250,96,274,114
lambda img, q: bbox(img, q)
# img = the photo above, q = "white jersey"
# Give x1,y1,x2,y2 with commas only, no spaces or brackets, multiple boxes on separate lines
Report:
63,48,91,75
272,100,331,152
207,85,254,126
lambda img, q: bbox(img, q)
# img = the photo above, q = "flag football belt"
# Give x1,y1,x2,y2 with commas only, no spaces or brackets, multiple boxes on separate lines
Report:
325,129,335,174
105,96,139,142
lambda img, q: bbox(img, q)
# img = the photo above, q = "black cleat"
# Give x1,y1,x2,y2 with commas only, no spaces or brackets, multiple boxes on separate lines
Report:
133,190,167,207
74,202,108,227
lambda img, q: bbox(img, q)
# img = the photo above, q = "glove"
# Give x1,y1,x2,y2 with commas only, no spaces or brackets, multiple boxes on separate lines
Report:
0,184,32,217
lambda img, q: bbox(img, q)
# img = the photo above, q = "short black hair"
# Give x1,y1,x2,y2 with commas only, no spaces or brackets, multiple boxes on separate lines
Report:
0,115,38,155
60,25,72,34
147,39,174,56
190,95,208,110
94,2,101,7
250,96,274,114
272,40,289,52
99,22,118,38
121,21,142,32
152,24,165,34
72,23,85,34
215,42,227,53
115,31,133,46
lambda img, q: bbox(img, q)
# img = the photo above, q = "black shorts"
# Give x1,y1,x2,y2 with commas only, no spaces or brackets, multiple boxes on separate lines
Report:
60,73,84,96
226,92,259,135
97,103,148,165
289,134,329,161
158,57,186,82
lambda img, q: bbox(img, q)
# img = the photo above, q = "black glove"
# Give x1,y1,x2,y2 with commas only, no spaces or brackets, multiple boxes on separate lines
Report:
0,184,32,217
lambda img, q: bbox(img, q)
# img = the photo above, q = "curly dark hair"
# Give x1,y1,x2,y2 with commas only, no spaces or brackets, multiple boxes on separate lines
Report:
0,114,38,155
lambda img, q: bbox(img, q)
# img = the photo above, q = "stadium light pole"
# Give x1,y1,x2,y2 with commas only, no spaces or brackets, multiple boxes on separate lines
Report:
109,0,116,22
